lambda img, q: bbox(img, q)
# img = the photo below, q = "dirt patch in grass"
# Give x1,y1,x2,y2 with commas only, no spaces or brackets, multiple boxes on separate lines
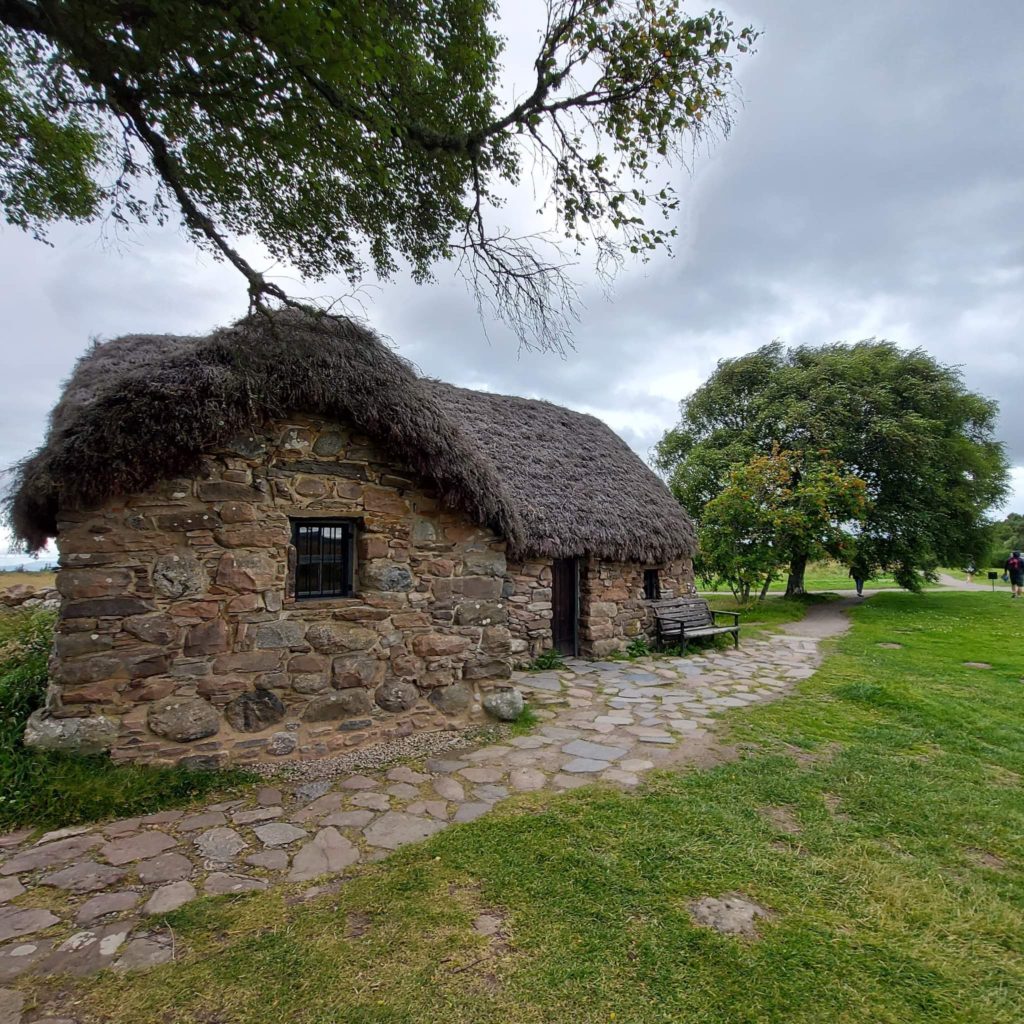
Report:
963,847,1008,871
687,893,775,939
822,793,852,822
344,911,374,938
758,805,801,834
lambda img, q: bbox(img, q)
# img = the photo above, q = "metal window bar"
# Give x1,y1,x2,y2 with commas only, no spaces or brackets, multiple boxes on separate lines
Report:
292,520,354,599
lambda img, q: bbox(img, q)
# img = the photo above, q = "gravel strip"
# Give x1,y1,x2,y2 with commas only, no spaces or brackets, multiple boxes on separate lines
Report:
248,729,488,781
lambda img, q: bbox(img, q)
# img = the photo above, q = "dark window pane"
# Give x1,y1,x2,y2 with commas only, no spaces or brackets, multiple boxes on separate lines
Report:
643,569,661,600
291,519,354,599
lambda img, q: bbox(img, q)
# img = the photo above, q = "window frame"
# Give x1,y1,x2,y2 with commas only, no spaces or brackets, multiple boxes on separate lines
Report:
643,568,662,601
290,518,357,600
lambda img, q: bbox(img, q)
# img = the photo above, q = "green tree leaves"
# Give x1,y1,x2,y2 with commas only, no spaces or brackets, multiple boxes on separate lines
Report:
655,341,1009,590
0,1,755,349
698,447,867,602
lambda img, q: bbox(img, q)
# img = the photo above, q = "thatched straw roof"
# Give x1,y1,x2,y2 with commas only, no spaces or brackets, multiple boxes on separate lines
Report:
7,311,695,562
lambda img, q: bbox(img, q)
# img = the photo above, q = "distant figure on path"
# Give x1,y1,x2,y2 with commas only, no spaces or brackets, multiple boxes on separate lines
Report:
1006,551,1024,599
849,563,868,597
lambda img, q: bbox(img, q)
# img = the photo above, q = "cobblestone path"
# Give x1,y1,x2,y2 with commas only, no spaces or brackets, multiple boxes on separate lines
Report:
0,627,826,997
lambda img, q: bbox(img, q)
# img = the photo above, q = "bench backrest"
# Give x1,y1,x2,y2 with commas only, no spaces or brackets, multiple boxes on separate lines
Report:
651,597,714,629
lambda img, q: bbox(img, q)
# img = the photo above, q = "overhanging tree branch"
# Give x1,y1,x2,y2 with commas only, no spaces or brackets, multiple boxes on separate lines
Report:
0,0,757,348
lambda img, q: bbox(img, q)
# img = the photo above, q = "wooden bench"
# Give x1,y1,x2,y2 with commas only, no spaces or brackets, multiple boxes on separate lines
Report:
651,597,740,652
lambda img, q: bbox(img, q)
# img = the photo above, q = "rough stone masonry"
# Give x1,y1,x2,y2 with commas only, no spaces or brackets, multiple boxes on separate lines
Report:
31,417,693,767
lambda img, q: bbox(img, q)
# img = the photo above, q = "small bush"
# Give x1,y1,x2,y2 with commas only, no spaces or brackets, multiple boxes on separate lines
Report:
507,705,540,736
625,636,651,659
528,649,565,671
0,610,251,831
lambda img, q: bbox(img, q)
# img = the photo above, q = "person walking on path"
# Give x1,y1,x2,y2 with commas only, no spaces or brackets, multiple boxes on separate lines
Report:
1005,550,1024,598
848,558,869,597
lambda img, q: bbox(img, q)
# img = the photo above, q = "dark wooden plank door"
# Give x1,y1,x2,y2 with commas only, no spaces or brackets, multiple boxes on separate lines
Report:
551,557,579,656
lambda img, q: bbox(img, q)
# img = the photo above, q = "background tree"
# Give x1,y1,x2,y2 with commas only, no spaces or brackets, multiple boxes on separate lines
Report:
0,0,755,349
654,341,1009,594
697,448,867,602
989,513,1024,564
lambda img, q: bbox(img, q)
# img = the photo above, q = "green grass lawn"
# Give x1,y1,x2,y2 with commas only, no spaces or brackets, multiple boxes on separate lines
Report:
43,592,1023,1023
698,561,905,597
702,561,1014,596
766,561,904,591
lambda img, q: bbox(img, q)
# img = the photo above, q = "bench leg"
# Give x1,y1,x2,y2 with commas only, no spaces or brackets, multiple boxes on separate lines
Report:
733,630,739,649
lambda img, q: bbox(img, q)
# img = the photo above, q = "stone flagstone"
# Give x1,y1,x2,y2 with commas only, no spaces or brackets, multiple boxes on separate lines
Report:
0,835,102,875
40,861,125,893
0,881,25,905
101,832,177,866
253,823,307,848
194,827,247,864
137,852,194,885
144,881,196,915
561,739,629,761
363,813,447,850
562,757,608,774
0,907,60,943
288,828,359,882
76,891,140,925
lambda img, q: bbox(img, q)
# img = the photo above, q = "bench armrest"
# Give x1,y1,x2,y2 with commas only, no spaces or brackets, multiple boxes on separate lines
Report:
710,610,740,624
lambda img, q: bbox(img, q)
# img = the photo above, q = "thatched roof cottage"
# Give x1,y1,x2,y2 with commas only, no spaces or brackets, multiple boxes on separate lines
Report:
8,312,695,766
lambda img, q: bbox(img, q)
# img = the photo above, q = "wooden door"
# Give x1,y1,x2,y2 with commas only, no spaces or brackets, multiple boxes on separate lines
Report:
551,557,579,656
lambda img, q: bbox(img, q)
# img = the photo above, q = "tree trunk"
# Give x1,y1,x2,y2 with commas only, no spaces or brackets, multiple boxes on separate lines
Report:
758,573,774,602
785,554,808,597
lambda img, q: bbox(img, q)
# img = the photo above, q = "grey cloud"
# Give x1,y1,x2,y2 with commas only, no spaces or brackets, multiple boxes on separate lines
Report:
0,0,1021,517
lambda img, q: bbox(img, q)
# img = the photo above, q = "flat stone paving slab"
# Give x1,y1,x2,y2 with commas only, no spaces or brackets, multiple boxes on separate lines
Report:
452,803,491,823
76,891,140,926
246,850,290,871
38,923,132,977
288,828,359,881
0,941,53,984
0,985,23,1024
561,739,629,762
519,672,563,692
363,813,447,850
204,873,268,895
562,757,609,774
137,852,194,885
40,861,125,893
0,907,60,943
253,823,307,848
101,832,177,866
0,882,24,905
1,835,102,875
144,880,196,916
194,827,247,864
114,934,173,972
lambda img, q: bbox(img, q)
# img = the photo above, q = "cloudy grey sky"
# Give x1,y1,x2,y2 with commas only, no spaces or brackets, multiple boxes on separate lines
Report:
1,0,1022,566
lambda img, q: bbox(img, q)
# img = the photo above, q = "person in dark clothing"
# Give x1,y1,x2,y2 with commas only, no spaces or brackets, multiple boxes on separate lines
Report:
1006,550,1024,599
849,566,866,597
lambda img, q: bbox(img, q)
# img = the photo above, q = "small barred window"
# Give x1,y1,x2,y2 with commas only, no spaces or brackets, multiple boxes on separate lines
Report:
292,519,355,599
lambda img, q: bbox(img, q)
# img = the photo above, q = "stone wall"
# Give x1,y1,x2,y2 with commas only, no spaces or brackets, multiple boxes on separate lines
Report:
35,415,694,766
39,417,516,767
579,558,694,658
504,559,554,661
